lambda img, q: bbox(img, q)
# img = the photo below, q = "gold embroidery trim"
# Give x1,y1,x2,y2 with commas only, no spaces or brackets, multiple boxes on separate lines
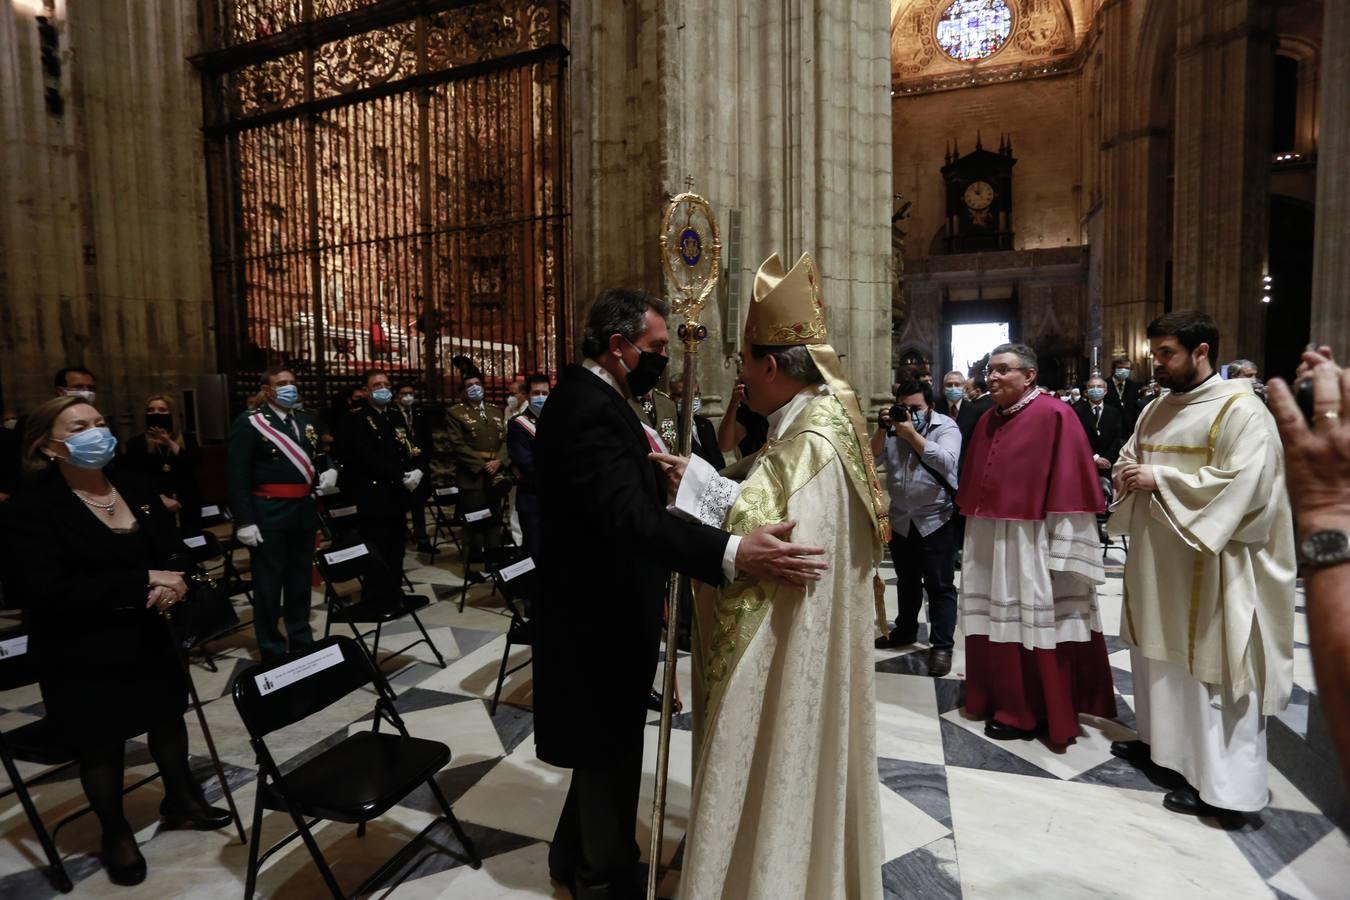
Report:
1186,392,1246,672
1139,443,1207,455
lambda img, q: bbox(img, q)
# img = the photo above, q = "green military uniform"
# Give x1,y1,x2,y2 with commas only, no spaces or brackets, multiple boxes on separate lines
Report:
226,404,328,659
445,399,510,554
631,389,680,451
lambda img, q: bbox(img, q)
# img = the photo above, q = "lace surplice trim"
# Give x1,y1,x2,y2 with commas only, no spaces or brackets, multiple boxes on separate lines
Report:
693,474,741,528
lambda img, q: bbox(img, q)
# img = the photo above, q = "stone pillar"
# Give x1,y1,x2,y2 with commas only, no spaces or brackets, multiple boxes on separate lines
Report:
0,0,213,431
1310,0,1350,349
661,0,894,409
1171,0,1275,362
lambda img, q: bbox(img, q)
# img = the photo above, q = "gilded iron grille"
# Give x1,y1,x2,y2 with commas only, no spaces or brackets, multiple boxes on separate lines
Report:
197,0,570,412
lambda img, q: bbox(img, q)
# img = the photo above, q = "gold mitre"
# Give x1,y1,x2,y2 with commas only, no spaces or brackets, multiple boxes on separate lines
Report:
744,252,827,346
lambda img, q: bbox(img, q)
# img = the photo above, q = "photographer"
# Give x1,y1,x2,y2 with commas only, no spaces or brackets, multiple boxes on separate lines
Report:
869,380,962,675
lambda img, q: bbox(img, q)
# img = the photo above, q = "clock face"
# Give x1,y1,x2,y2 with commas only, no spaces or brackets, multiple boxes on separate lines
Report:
964,180,995,211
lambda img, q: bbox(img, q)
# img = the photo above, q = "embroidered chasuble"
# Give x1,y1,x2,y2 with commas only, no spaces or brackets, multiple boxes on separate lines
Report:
674,386,885,900
1107,375,1296,714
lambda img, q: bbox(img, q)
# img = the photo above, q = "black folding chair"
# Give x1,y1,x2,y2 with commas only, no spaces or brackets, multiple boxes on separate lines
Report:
457,507,525,613
317,493,362,545
426,486,463,556
0,620,247,894
232,637,480,899
1098,475,1127,558
198,504,253,602
178,531,250,671
314,540,447,670
490,558,536,716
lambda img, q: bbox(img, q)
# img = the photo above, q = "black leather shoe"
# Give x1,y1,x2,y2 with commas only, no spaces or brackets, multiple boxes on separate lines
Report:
160,796,232,831
465,571,487,585
927,648,953,677
101,834,146,886
1162,785,1241,819
873,630,918,650
647,689,663,712
1110,739,1151,766
984,719,1040,741
416,541,435,554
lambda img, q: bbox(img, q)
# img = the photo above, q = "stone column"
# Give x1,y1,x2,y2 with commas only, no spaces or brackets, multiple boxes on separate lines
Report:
1171,0,1275,362
1310,0,1350,349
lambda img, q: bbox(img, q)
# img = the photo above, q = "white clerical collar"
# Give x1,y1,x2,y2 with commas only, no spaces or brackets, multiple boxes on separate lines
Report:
583,358,629,399
766,384,832,440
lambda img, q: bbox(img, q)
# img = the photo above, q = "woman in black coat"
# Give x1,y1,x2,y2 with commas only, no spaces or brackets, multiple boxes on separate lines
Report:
0,397,229,886
120,393,202,532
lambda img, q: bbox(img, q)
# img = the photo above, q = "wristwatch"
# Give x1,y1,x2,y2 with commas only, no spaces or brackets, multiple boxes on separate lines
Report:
1298,529,1350,571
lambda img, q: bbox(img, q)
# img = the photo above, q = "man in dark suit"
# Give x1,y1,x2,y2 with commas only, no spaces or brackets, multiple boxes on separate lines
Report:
948,372,993,470
340,370,420,599
393,382,434,552
507,372,549,559
534,287,827,899
1074,375,1125,472
669,374,725,471
1106,355,1143,433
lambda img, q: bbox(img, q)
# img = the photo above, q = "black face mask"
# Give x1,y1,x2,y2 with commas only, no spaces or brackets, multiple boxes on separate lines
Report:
146,413,173,432
621,338,668,397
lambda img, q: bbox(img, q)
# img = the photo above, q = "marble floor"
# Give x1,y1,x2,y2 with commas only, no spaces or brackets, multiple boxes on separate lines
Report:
0,536,1346,899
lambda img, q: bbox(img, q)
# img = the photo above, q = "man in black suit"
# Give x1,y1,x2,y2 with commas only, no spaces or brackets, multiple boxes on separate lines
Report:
1074,375,1125,471
1106,355,1143,434
534,287,827,900
947,371,993,470
394,382,435,552
507,372,549,559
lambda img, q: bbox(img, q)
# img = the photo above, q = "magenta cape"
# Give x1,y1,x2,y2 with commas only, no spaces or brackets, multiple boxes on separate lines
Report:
956,393,1105,521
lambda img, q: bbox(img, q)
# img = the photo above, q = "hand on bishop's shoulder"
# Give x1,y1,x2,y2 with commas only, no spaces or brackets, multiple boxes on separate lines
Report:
737,521,828,588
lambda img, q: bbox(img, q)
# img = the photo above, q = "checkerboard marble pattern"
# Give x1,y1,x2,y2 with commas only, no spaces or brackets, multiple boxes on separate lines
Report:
0,540,1346,899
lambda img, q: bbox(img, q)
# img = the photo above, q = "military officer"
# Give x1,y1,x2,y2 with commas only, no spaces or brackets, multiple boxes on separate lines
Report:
227,366,336,660
341,370,422,599
393,381,434,553
632,386,679,452
446,365,510,571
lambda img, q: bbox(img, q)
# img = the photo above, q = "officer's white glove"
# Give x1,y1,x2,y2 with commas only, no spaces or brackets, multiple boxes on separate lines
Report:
316,468,339,494
237,524,263,547
401,470,423,492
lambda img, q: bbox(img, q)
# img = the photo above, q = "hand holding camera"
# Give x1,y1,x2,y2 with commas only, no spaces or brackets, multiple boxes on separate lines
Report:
1267,345,1350,535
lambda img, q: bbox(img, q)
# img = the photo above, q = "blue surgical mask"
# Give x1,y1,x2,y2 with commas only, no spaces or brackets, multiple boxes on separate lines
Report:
274,384,300,409
371,387,393,405
1086,387,1106,402
529,395,547,414
62,427,118,470
1114,368,1130,381
911,412,928,432
943,387,964,403
466,385,485,403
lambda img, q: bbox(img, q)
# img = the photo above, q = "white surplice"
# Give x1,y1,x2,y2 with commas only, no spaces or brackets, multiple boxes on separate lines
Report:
673,386,884,900
1107,374,1296,810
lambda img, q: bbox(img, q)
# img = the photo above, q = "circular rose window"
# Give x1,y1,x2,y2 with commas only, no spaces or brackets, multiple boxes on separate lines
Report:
935,0,1014,62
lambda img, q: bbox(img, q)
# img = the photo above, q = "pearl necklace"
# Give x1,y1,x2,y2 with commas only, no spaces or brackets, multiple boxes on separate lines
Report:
73,486,119,517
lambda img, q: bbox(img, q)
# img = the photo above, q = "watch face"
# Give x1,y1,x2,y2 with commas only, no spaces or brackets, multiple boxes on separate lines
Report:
963,180,995,211
1302,529,1350,563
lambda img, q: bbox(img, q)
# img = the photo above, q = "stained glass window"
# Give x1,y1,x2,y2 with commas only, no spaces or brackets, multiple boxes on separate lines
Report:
935,0,1013,62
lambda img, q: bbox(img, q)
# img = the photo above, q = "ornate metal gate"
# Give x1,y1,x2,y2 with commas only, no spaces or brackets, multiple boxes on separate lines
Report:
195,0,570,410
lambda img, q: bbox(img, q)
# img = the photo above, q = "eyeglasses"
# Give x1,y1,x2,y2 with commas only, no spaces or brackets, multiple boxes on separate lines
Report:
984,365,1026,378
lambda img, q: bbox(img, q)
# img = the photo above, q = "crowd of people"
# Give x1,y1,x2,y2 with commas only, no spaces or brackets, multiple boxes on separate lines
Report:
0,278,1347,897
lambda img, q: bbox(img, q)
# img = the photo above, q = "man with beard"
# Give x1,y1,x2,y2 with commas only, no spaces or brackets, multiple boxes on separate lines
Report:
1107,310,1295,818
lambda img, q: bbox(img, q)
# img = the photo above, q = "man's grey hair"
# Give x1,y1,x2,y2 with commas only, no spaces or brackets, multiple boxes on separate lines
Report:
581,287,670,359
749,344,825,386
1228,358,1257,374
944,370,966,381
990,342,1038,372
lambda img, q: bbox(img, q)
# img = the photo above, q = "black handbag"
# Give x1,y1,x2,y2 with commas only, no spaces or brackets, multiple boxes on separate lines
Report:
166,558,240,650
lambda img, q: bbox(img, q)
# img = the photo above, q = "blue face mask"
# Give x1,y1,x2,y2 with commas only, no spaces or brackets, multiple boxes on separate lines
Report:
371,387,393,406
911,412,928,432
273,384,300,409
1086,387,1106,402
1114,368,1131,381
943,387,964,403
466,384,485,403
62,427,118,470
529,395,547,415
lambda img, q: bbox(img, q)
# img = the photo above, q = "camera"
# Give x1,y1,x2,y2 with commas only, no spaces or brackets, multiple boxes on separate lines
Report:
879,404,909,434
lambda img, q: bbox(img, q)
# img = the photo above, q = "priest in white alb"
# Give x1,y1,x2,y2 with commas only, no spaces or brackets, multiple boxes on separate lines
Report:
1107,310,1296,817
654,252,889,899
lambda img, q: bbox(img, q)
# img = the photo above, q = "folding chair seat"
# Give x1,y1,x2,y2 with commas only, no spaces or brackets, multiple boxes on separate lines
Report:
198,504,253,600
490,557,537,716
177,531,249,671
318,493,362,545
315,539,446,670
233,636,480,899
457,507,523,612
426,485,462,556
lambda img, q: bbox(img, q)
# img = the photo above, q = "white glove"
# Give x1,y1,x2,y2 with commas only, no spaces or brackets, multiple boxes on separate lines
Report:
236,524,263,547
316,468,339,494
401,470,423,492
